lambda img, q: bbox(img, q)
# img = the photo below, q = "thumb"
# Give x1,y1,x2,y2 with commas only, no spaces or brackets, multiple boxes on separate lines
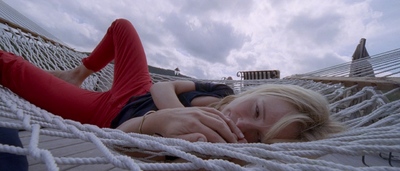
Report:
175,133,207,142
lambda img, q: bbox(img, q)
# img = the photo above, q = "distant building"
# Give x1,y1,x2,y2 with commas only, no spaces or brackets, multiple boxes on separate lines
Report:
148,66,191,78
222,76,233,80
174,67,180,76
237,70,280,80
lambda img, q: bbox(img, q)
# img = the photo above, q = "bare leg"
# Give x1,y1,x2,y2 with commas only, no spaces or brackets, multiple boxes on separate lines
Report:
48,64,94,87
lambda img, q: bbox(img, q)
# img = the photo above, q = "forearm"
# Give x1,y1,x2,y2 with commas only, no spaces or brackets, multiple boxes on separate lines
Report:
150,81,195,109
116,116,143,133
116,111,158,135
116,108,243,143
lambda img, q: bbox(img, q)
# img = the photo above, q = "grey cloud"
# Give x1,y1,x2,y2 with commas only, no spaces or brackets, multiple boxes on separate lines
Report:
57,31,98,51
135,26,165,48
51,1,116,31
176,0,254,16
366,0,400,54
189,66,207,78
236,55,262,71
150,52,175,67
163,13,249,63
149,53,208,78
294,52,347,74
286,12,343,46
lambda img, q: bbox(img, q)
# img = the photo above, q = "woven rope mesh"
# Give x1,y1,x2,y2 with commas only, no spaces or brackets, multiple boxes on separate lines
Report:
1,24,400,170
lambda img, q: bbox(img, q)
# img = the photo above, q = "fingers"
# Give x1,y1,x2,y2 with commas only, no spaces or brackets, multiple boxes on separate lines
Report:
195,124,229,143
174,133,208,142
154,107,245,143
198,107,244,142
175,125,228,143
193,108,238,143
218,112,245,140
238,138,248,143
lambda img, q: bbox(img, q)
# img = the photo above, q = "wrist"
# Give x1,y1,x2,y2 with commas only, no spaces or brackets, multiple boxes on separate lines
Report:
139,110,157,134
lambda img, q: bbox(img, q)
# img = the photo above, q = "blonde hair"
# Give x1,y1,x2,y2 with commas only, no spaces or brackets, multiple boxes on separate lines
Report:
209,84,345,143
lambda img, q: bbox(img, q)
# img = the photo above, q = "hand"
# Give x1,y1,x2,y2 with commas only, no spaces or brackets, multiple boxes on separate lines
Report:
144,107,246,143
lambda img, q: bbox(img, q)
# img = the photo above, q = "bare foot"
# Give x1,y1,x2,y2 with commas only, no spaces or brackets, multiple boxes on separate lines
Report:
48,65,94,87
48,70,84,87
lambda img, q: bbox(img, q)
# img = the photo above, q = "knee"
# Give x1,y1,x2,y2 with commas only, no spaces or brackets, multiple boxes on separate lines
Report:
113,18,133,27
110,18,138,34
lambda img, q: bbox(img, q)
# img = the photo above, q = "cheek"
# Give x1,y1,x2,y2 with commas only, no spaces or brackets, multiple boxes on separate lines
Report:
243,132,258,143
275,122,301,140
229,107,245,119
225,99,251,118
228,102,248,115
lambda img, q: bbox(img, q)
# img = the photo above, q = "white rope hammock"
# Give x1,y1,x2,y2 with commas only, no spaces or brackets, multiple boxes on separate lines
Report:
1,24,400,170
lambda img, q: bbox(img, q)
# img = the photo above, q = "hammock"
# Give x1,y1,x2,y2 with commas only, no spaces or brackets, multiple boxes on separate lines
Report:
1,23,400,170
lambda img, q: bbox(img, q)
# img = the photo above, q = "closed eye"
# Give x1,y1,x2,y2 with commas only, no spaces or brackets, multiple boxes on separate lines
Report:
255,105,260,118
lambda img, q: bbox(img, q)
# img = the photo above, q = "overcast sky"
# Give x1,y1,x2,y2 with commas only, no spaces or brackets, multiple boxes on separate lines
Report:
4,0,400,79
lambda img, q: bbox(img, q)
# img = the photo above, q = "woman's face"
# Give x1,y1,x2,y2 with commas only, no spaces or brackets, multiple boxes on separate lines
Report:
220,94,300,143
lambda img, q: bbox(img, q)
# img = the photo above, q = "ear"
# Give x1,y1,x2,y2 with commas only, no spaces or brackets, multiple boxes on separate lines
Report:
175,133,207,142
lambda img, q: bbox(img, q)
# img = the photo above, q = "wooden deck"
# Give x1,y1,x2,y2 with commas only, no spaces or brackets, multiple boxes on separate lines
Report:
1,116,398,170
